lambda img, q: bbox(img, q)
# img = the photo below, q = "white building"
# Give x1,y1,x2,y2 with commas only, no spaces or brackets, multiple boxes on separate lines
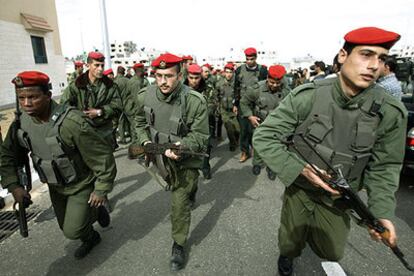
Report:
390,45,414,59
0,0,66,107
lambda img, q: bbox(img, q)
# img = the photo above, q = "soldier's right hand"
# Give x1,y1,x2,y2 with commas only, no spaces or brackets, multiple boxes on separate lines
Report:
11,187,31,204
248,116,261,128
232,106,238,115
301,164,340,195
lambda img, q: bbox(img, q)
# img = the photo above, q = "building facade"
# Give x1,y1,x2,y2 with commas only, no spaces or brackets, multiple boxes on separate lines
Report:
0,0,66,107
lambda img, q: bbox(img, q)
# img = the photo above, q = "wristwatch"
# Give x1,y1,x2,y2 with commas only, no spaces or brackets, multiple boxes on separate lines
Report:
96,109,103,117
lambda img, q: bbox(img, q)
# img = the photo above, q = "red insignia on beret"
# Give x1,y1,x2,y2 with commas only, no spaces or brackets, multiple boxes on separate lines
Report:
103,69,113,76
88,51,105,60
151,53,183,69
133,63,144,69
268,65,286,80
244,47,257,56
344,27,401,49
74,61,84,67
187,64,202,74
12,71,50,88
224,63,235,71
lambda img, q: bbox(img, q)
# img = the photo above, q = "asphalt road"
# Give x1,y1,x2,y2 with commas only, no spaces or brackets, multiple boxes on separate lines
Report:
1,140,413,276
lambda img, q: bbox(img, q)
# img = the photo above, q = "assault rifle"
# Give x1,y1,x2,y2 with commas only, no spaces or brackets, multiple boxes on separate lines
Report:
12,92,33,237
128,142,208,160
282,133,413,272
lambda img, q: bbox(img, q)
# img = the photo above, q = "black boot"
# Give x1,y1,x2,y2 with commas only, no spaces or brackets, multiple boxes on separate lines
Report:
170,242,185,271
202,169,212,180
278,255,293,276
252,165,261,175
97,205,110,228
74,231,101,259
189,192,196,209
266,167,277,181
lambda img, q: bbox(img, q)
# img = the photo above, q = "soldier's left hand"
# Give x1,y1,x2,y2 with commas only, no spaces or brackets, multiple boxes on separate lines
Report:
165,142,180,160
368,219,397,247
88,192,107,208
84,108,100,119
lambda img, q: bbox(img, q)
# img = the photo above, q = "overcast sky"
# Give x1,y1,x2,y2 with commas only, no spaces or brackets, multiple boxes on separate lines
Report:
55,0,414,63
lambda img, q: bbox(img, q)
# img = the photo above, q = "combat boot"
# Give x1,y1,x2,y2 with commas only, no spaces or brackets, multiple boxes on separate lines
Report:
252,165,261,175
189,192,196,209
74,230,101,259
202,169,212,180
97,205,110,228
170,242,185,271
278,255,293,276
266,167,277,181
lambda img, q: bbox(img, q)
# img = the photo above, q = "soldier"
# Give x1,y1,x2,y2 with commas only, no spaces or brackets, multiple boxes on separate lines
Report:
103,68,114,79
215,62,240,151
68,61,84,84
183,63,217,179
114,66,131,144
133,53,209,271
201,63,217,88
253,27,405,275
241,65,290,180
0,71,116,259
234,47,268,163
181,55,193,82
61,51,122,150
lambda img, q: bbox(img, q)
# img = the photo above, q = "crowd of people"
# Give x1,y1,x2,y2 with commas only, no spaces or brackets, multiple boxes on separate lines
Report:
0,26,409,275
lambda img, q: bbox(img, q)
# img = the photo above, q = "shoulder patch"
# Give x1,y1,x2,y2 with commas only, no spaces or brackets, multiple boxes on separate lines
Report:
187,89,207,103
291,82,315,96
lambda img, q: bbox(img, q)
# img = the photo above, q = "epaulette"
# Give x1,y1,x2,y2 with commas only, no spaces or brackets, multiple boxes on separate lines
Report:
187,89,207,103
382,96,408,119
291,82,315,96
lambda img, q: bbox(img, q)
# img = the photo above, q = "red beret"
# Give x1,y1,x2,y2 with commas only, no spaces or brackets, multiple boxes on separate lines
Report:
103,68,113,76
88,51,105,60
12,71,50,88
224,63,235,71
182,55,193,61
187,64,202,74
344,27,400,49
268,65,286,80
133,63,144,69
202,63,212,70
151,53,182,69
244,47,257,56
74,61,84,67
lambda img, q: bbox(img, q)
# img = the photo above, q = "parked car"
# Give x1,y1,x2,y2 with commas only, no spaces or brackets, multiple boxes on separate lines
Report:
402,93,414,173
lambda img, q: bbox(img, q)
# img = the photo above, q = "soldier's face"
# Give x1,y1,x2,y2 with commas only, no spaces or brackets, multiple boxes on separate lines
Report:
88,60,105,79
267,77,283,92
187,73,202,89
338,45,388,94
245,56,257,68
17,88,51,118
155,66,182,94
201,67,210,80
224,69,233,81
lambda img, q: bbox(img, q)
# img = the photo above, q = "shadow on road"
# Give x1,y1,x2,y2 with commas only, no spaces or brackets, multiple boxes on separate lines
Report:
395,173,414,231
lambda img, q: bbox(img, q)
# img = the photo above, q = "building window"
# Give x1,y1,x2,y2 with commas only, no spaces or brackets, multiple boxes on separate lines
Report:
31,36,48,64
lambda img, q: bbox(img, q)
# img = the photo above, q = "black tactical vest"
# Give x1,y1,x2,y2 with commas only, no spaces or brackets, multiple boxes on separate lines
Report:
291,80,385,191
218,78,235,111
18,104,88,186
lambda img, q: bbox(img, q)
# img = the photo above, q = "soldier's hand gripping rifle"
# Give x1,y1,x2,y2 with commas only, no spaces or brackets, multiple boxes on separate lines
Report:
11,92,33,238
128,142,209,161
282,133,414,272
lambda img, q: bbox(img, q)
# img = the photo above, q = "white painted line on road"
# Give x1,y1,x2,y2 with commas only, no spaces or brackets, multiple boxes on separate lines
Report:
321,261,347,276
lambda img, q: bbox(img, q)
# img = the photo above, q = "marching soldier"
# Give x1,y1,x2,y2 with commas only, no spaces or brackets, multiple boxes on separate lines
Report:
0,71,116,259
103,68,114,79
241,65,290,180
215,63,240,151
234,47,268,162
61,52,122,150
253,27,406,275
68,61,84,84
133,53,209,271
114,66,131,144
184,63,218,179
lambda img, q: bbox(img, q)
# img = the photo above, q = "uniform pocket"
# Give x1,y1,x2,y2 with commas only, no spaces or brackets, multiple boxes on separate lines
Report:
306,114,333,143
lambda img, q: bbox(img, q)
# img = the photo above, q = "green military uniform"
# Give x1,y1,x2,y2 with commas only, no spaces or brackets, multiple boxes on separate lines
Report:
241,80,290,166
124,75,150,142
60,71,122,149
253,78,407,260
134,82,209,246
0,100,116,241
114,74,131,143
234,64,268,155
215,75,240,150
68,71,79,84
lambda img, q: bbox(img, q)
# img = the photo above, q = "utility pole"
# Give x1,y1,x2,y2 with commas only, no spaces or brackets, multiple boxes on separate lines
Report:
99,0,111,69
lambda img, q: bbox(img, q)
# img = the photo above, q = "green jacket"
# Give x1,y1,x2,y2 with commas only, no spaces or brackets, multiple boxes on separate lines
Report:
114,74,130,102
0,101,117,196
133,83,209,168
216,76,235,112
184,79,218,116
60,71,122,126
124,75,150,117
253,78,407,219
240,80,290,118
